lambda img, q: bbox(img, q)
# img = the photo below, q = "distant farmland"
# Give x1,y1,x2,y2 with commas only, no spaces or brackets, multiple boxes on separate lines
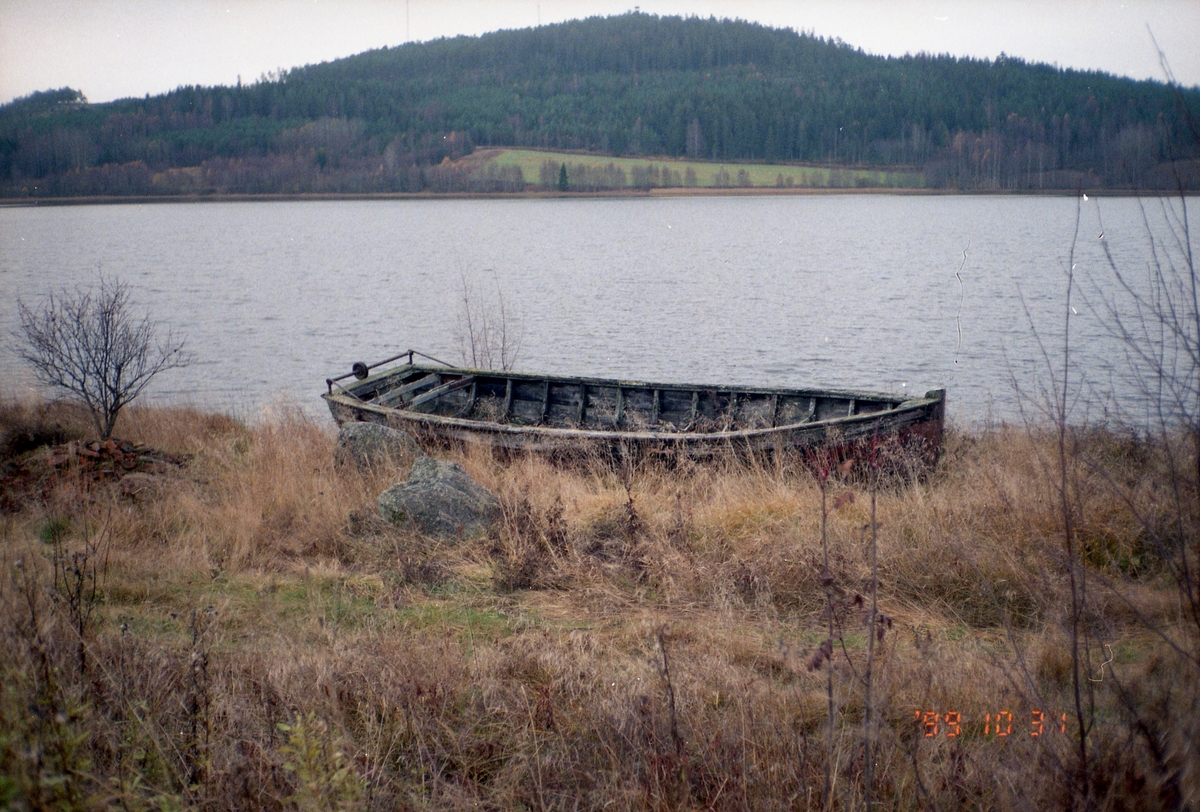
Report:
479,148,926,191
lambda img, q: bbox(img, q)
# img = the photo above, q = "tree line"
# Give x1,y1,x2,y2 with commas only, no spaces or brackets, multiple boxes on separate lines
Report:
2,13,1197,196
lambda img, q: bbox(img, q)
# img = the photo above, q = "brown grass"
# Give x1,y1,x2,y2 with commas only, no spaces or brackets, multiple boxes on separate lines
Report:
1,397,1196,810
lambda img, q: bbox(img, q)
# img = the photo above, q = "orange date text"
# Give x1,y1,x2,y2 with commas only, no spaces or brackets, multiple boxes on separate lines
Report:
915,709,1069,739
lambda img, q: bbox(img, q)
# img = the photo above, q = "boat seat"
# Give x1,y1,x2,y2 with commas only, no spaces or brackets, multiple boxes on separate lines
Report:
406,376,476,411
378,373,440,407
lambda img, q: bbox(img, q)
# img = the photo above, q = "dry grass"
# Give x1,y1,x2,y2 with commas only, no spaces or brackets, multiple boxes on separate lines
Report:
1,397,1196,810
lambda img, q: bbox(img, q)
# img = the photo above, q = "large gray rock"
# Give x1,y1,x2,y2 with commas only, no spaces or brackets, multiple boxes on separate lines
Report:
335,422,421,471
378,456,500,539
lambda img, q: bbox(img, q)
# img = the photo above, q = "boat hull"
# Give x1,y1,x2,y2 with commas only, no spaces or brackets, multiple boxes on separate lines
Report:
323,360,946,463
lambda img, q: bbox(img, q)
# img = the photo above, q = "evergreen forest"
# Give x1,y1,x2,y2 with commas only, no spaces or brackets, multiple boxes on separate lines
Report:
2,12,1197,197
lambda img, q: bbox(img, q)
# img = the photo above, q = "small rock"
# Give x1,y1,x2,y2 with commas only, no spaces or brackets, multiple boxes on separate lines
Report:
335,422,421,472
378,456,499,539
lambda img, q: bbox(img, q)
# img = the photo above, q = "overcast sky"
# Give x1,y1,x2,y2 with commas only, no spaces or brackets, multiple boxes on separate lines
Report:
2,0,1198,106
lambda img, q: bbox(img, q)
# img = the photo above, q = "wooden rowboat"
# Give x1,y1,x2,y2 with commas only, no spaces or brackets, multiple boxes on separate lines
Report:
323,351,946,461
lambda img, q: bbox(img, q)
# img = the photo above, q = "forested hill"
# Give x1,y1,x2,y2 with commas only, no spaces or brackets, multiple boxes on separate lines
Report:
2,13,1197,197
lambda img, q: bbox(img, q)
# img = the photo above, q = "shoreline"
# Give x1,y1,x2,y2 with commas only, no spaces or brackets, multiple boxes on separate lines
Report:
1,186,1189,207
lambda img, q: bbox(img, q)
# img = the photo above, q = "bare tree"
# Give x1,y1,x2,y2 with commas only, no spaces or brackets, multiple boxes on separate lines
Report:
455,269,522,371
16,275,190,438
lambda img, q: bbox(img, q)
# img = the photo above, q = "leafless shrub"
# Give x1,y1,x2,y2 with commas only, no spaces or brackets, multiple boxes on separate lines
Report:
16,275,190,439
49,510,111,678
455,269,522,371
807,440,840,805
1003,149,1200,804
493,495,568,591
1080,182,1200,807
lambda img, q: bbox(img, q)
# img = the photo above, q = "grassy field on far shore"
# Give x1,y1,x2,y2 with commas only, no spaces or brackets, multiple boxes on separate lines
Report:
1,396,1196,810
481,148,926,190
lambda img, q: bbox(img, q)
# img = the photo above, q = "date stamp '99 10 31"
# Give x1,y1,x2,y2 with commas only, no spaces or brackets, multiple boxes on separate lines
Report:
916,709,1070,739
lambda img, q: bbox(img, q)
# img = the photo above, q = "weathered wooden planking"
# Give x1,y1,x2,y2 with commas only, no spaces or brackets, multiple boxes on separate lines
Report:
408,376,476,411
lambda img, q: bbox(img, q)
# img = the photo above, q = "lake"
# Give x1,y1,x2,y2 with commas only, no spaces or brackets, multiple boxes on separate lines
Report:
0,193,1193,427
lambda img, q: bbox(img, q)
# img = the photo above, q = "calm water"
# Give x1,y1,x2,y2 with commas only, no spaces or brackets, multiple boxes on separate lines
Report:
0,194,1192,426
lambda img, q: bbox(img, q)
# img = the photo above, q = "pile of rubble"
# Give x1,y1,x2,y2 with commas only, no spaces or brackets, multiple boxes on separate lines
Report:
1,437,187,510
49,438,185,474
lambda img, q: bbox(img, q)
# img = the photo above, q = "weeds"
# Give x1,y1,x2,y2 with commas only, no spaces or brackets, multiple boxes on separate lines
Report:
0,393,1195,809
279,711,363,812
50,511,110,678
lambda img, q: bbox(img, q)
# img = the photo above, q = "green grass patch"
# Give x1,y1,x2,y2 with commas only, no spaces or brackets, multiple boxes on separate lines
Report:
484,147,925,190
38,516,72,545
393,600,517,641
